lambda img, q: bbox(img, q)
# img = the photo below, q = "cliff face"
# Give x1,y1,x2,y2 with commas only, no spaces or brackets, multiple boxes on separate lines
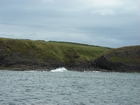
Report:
0,38,110,70
94,46,140,72
0,38,140,72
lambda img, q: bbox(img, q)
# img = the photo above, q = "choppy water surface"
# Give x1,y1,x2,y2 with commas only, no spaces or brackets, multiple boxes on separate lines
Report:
0,68,140,105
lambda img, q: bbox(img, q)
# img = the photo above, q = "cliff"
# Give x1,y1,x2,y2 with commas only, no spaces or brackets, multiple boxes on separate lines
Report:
95,46,140,72
0,37,140,72
0,38,110,70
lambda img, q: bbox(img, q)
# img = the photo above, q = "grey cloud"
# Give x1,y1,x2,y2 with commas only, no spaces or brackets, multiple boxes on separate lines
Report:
0,0,139,48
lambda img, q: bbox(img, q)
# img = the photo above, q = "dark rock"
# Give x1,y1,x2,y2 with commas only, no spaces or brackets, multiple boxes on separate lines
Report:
94,55,140,72
94,55,113,70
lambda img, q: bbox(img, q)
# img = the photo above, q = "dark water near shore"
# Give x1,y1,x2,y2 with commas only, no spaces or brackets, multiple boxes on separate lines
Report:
0,68,140,105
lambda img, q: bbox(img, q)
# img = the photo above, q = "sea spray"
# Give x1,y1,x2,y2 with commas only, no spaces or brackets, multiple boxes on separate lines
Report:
50,67,67,72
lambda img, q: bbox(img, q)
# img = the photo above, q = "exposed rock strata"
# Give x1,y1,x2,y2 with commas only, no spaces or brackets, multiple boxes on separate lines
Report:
94,45,140,72
0,38,140,72
0,51,139,72
94,55,140,72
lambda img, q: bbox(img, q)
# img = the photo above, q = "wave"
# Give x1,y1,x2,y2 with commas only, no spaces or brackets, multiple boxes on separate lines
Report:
50,67,68,72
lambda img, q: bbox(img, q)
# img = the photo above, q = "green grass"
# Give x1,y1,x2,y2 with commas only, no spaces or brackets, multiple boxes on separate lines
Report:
1,37,139,65
0,37,111,63
104,45,140,64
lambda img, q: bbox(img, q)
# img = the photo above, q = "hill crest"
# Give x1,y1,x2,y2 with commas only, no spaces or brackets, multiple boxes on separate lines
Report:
0,37,140,72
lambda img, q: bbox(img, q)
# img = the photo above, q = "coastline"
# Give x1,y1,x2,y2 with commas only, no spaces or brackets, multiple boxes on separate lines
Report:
0,38,140,72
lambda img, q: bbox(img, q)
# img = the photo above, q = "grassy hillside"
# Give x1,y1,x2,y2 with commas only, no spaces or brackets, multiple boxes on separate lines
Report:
0,38,111,64
0,37,140,72
104,46,140,64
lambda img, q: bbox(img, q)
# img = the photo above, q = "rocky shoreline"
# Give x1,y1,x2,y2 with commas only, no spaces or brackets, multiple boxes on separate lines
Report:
0,38,140,72
0,55,139,72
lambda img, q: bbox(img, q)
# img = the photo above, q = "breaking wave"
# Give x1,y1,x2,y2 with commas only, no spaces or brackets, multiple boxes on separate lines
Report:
50,67,68,72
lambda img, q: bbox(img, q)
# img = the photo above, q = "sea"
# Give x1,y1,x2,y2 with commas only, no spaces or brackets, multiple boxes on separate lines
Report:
0,67,140,105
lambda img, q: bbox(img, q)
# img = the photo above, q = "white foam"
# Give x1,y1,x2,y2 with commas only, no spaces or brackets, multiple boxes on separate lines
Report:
50,67,67,72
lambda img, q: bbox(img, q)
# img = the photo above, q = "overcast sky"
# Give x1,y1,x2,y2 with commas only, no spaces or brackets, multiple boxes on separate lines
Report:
0,0,139,48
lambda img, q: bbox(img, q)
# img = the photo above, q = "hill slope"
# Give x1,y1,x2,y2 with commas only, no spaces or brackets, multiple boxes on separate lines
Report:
0,38,110,70
0,37,139,72
95,46,140,72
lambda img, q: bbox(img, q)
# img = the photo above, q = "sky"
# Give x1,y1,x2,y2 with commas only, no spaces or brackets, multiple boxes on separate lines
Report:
0,0,139,48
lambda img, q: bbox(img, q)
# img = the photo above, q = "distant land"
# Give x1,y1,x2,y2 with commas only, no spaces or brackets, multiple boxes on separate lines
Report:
0,37,140,72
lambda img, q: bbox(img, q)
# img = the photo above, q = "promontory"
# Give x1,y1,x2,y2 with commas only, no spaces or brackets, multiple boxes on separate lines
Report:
0,37,140,72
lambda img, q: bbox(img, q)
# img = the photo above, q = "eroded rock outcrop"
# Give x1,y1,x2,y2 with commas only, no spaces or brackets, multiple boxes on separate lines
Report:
94,46,140,72
0,38,140,72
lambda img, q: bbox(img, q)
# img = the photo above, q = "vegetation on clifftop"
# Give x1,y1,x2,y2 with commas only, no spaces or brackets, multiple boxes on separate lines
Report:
0,37,111,64
0,37,139,72
104,46,140,64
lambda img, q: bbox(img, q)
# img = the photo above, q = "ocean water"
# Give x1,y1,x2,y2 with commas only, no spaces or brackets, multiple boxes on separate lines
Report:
0,68,140,105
